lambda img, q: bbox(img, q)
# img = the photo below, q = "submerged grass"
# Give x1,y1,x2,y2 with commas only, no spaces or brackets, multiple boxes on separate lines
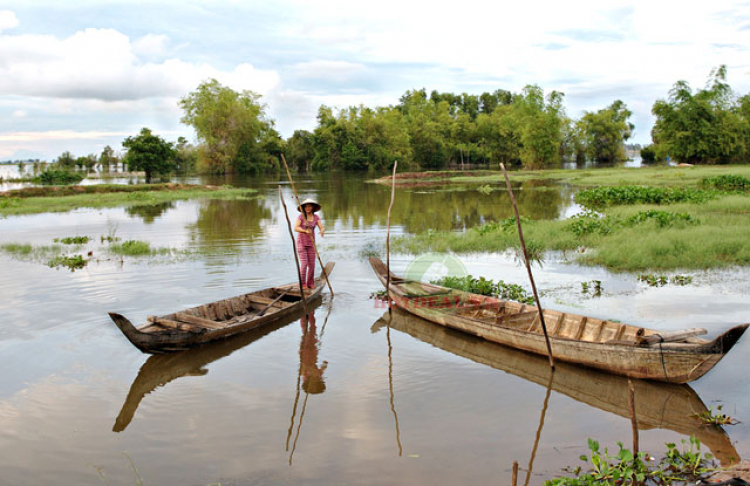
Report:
107,240,173,256
0,184,257,216
395,193,750,271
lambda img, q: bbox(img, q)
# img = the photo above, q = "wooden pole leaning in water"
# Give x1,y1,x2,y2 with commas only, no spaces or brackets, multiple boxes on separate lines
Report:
499,163,555,370
386,161,398,312
279,186,309,315
280,154,333,297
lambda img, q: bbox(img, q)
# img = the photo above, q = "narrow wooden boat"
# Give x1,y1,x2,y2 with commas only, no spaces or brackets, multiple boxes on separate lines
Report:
113,300,320,432
372,309,739,465
370,257,747,384
109,262,334,353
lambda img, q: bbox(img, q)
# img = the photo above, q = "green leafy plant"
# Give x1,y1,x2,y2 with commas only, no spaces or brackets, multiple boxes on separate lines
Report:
568,211,613,236
546,436,716,486
670,275,693,286
109,240,152,256
701,174,750,191
575,186,715,208
694,405,739,426
47,254,87,271
638,274,669,287
581,280,602,296
54,236,91,245
369,289,389,300
33,168,84,185
623,210,697,228
476,184,493,194
431,275,535,305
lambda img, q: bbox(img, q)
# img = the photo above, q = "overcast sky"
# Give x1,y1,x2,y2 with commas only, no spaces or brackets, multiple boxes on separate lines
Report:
1,0,750,161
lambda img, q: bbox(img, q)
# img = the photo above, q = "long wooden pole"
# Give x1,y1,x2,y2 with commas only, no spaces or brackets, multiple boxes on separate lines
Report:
385,161,398,313
279,186,309,315
280,154,333,297
499,163,555,370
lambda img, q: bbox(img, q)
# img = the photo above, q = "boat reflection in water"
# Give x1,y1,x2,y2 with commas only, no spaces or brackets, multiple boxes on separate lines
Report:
371,309,740,466
113,298,324,432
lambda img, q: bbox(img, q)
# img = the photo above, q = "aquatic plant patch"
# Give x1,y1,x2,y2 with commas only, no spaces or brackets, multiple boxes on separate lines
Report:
701,174,750,191
568,211,614,236
431,275,535,305
54,236,92,245
575,186,716,208
546,436,715,486
47,254,87,271
622,210,697,228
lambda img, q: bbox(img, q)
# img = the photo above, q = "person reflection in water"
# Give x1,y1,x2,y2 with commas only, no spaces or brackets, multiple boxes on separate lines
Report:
300,312,327,394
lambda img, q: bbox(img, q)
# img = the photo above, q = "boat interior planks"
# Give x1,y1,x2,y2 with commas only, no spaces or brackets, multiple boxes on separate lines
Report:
369,257,747,384
109,262,334,353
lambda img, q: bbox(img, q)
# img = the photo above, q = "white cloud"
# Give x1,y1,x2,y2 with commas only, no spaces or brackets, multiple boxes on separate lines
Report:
0,28,280,101
133,33,170,57
0,10,18,33
11,109,26,118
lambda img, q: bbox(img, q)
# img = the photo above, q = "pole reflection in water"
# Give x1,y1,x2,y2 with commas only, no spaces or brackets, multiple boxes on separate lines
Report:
371,309,740,467
287,305,331,466
524,370,554,486
113,300,322,433
386,311,403,456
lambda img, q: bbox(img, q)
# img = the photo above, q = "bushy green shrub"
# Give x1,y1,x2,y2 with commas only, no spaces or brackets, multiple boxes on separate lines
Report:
33,169,84,185
575,186,715,208
701,174,750,190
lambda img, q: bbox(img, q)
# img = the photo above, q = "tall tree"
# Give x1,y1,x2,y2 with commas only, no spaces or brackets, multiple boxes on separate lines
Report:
179,79,280,174
579,100,634,163
122,128,176,183
651,66,749,164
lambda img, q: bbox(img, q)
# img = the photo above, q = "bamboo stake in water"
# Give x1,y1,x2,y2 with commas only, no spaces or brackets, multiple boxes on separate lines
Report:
499,163,555,370
385,161,398,312
280,154,334,297
279,186,309,315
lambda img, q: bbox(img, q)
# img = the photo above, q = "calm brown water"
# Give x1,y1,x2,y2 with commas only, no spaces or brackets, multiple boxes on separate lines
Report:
1,172,749,485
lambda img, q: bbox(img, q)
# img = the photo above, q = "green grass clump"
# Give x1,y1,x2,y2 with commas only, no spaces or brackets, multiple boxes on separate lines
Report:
1,243,64,259
622,210,697,228
567,211,614,236
575,186,716,208
701,174,750,191
55,236,91,245
431,275,534,304
47,254,87,271
109,240,153,256
34,169,84,185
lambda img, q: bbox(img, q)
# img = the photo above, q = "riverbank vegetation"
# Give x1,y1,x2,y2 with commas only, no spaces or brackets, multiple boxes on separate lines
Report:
394,168,750,271
0,184,257,216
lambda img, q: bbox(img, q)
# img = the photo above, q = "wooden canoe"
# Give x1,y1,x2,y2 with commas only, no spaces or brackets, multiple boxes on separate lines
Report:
370,257,747,384
113,299,320,432
109,262,334,353
372,309,739,465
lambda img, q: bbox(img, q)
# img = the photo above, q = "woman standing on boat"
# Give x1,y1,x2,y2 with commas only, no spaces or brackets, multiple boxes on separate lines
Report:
294,198,324,289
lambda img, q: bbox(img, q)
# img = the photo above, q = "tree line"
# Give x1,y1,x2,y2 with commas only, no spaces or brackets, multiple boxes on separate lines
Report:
46,66,750,180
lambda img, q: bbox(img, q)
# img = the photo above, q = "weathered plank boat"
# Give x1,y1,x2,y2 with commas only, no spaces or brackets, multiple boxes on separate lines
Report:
109,262,334,353
113,300,320,431
370,257,747,384
372,309,739,465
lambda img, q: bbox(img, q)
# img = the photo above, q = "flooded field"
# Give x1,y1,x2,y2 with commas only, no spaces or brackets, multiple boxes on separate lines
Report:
1,171,749,485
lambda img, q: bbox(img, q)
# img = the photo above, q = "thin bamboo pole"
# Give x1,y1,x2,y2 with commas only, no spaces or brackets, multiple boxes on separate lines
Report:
499,163,555,370
280,154,333,297
279,186,309,315
385,161,398,312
